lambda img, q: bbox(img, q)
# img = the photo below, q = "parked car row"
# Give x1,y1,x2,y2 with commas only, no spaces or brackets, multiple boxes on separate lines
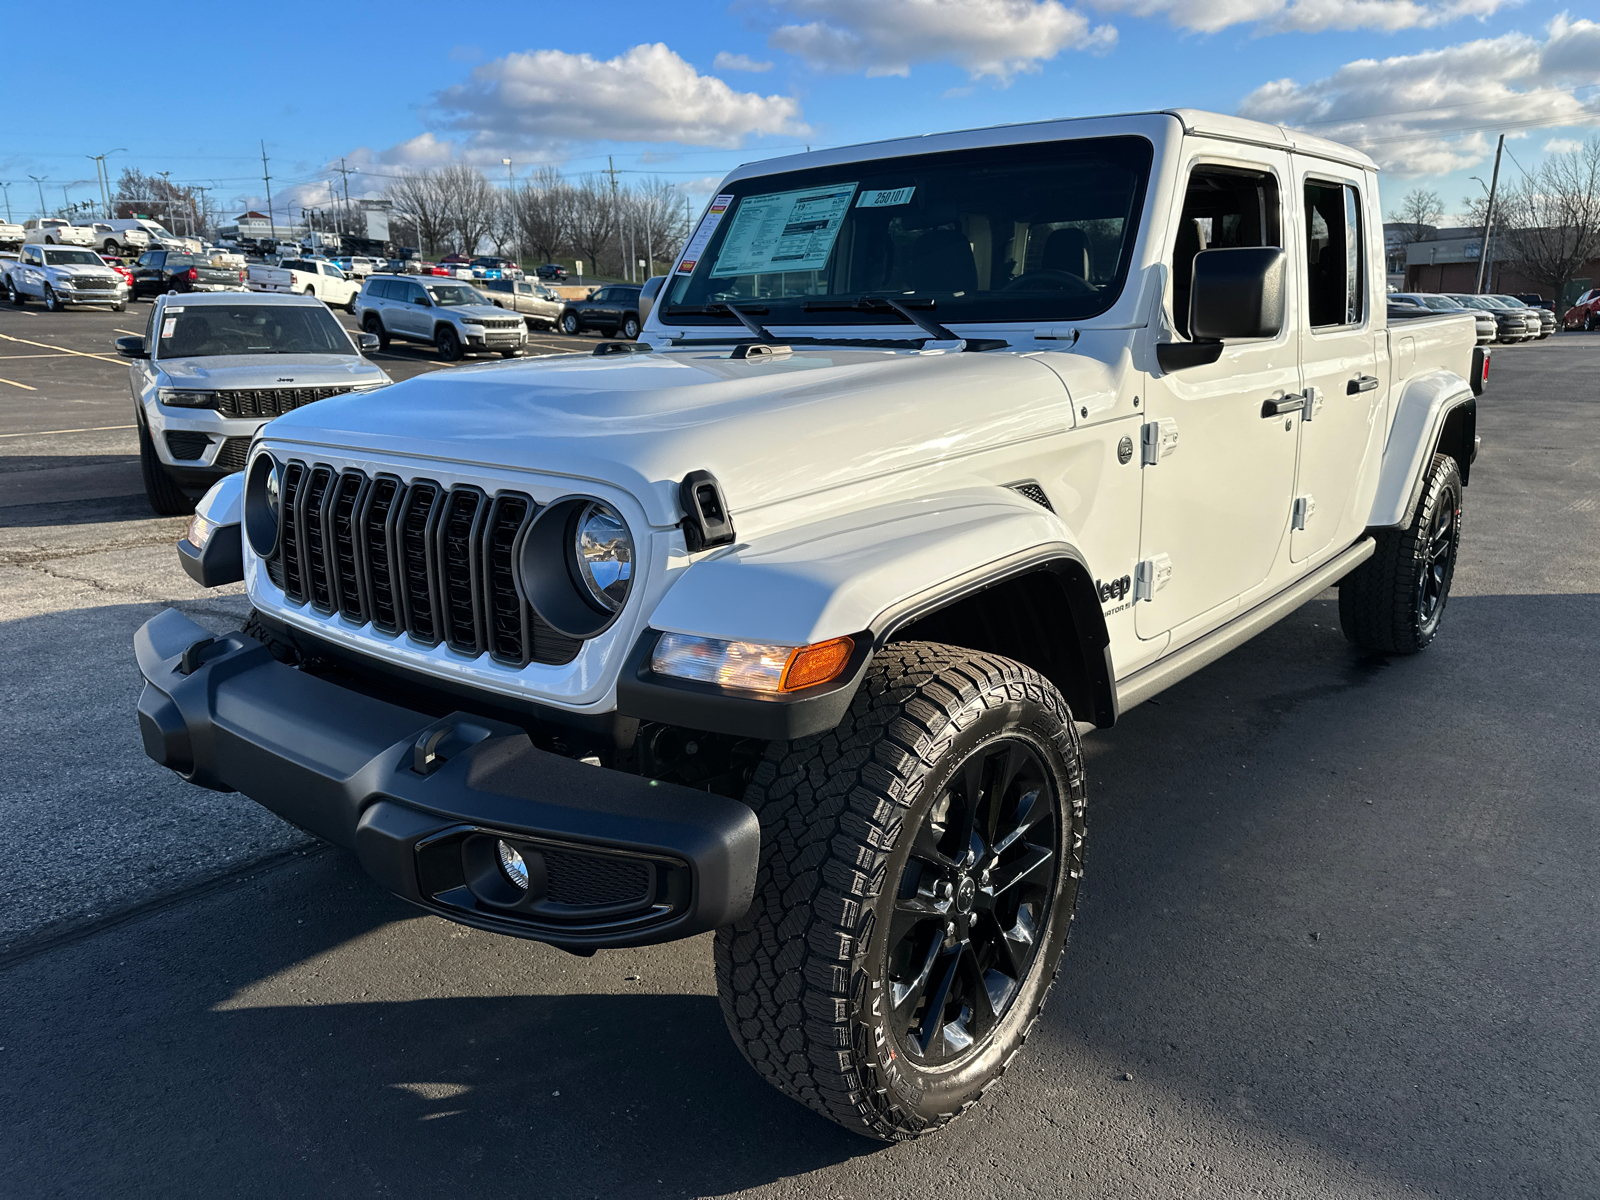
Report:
1388,291,1555,343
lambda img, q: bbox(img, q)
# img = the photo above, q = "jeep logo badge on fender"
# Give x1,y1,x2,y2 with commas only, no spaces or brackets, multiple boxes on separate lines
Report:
1096,574,1132,604
1117,436,1134,465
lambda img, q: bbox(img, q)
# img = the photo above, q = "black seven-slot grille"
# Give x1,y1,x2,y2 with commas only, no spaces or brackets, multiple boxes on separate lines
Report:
216,386,352,419
265,459,581,667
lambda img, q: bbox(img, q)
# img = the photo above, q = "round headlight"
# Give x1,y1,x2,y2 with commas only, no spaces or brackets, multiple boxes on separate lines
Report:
573,501,633,613
244,451,282,557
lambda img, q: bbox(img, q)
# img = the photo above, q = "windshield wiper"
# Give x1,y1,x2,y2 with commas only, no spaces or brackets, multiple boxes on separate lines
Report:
662,302,776,342
802,295,959,342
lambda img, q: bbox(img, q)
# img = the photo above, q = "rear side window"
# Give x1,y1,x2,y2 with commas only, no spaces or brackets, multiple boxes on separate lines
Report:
367,279,391,300
1305,181,1364,328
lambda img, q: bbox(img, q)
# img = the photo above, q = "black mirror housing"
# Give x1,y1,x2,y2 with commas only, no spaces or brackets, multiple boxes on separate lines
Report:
115,335,148,359
1190,246,1286,341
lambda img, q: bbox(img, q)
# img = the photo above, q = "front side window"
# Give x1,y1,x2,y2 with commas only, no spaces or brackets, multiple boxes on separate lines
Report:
1169,165,1282,338
665,136,1152,329
1305,180,1364,328
23,247,42,265
155,303,354,358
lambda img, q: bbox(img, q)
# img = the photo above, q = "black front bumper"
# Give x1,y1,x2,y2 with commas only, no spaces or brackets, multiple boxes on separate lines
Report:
134,609,760,950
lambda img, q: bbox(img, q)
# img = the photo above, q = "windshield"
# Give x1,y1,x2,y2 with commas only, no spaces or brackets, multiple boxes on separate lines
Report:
155,303,354,358
43,249,104,266
425,283,486,307
1492,295,1527,307
1418,295,1462,310
1450,296,1494,310
664,136,1152,330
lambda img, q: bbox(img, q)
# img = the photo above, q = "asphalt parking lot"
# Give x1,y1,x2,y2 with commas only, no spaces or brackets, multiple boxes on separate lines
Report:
1,308,1596,1198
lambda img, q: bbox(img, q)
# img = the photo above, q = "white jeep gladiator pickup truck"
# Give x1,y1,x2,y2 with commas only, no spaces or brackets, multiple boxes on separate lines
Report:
135,109,1488,1141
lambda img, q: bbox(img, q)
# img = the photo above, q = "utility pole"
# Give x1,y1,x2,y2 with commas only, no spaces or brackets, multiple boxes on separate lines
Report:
607,155,624,280
193,185,212,239
1,182,12,223
334,157,355,231
260,141,276,247
502,159,518,266
1474,134,1505,295
29,175,47,218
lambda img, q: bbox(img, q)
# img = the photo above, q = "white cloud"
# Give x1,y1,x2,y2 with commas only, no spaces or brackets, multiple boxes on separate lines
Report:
431,43,808,151
1543,137,1584,154
1088,0,1518,35
714,51,775,72
766,0,1116,81
1237,16,1600,178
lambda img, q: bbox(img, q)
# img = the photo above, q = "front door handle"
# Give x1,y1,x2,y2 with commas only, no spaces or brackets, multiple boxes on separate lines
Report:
1348,374,1379,394
1261,393,1305,418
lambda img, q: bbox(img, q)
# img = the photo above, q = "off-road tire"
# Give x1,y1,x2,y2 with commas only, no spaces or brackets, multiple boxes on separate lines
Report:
138,417,195,516
715,642,1086,1141
1339,452,1461,654
362,312,390,350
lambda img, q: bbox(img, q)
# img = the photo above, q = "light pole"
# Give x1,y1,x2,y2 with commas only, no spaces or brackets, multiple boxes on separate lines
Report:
1472,134,1504,295
29,175,47,218
87,148,126,218
502,159,517,267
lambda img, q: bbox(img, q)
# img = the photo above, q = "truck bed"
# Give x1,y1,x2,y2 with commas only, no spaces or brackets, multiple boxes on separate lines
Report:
1387,310,1478,383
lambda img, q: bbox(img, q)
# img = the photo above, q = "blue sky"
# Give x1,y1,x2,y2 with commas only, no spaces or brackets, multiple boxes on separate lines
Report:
4,1,1597,228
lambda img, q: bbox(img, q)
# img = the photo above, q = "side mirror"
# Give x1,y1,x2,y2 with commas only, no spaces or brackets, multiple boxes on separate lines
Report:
115,335,148,359
1157,246,1285,372
357,332,380,352
414,295,431,306
1190,246,1285,340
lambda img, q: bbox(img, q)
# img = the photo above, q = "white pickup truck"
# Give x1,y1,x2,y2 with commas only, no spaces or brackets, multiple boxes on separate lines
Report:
0,221,23,251
247,256,360,311
22,218,93,247
136,108,1487,1142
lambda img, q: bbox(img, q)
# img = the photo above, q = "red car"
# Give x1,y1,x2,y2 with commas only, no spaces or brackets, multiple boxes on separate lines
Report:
1564,288,1600,331
97,254,135,291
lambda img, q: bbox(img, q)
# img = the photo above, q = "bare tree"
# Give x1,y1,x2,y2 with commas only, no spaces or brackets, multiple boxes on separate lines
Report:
385,169,450,257
569,174,619,276
627,177,692,275
437,164,498,257
1498,137,1600,304
1387,188,1444,243
113,167,202,234
513,167,575,264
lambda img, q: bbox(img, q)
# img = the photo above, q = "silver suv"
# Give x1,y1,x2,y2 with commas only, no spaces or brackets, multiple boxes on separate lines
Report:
355,274,528,361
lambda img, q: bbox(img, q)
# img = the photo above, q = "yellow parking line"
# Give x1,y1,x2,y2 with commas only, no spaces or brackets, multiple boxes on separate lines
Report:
0,331,122,365
0,376,38,391
0,422,134,438
0,353,73,359
115,328,142,336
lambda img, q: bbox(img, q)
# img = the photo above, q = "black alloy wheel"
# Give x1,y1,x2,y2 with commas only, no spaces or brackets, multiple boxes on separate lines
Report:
435,325,463,362
1416,487,1457,633
886,738,1062,1067
361,312,390,350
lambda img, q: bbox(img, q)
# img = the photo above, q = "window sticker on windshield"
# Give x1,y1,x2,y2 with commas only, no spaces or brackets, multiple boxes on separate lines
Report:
710,184,857,277
676,194,733,275
166,306,184,313
162,318,177,338
858,186,915,208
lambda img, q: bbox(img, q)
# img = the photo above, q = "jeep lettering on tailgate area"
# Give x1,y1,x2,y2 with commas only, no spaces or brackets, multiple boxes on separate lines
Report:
137,109,1486,1141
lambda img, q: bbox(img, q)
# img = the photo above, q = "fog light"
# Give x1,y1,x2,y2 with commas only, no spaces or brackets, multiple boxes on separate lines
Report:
497,840,529,890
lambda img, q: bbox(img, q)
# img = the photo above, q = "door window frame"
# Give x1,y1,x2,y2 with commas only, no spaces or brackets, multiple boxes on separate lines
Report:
1299,169,1370,335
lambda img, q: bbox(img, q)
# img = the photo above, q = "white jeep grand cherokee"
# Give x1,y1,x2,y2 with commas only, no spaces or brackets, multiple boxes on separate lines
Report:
137,109,1487,1141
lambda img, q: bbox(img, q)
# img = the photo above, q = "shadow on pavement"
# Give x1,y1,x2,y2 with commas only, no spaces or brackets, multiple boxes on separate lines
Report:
0,593,1596,1197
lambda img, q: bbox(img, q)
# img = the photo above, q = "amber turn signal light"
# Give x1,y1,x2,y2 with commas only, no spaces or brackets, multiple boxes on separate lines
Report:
780,636,855,692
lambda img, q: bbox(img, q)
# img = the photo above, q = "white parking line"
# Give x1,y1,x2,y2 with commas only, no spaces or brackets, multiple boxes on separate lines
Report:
0,331,122,365
0,354,73,360
0,423,134,438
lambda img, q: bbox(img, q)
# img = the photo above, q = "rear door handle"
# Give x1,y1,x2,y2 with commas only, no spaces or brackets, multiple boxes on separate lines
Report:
1348,374,1379,394
1261,393,1305,418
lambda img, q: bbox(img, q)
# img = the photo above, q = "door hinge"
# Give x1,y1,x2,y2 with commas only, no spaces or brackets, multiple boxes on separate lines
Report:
1141,418,1179,465
1299,385,1324,422
1134,554,1173,601
1292,495,1317,530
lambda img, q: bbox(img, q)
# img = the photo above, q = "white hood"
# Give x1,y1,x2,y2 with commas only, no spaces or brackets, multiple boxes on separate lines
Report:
264,345,1075,526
